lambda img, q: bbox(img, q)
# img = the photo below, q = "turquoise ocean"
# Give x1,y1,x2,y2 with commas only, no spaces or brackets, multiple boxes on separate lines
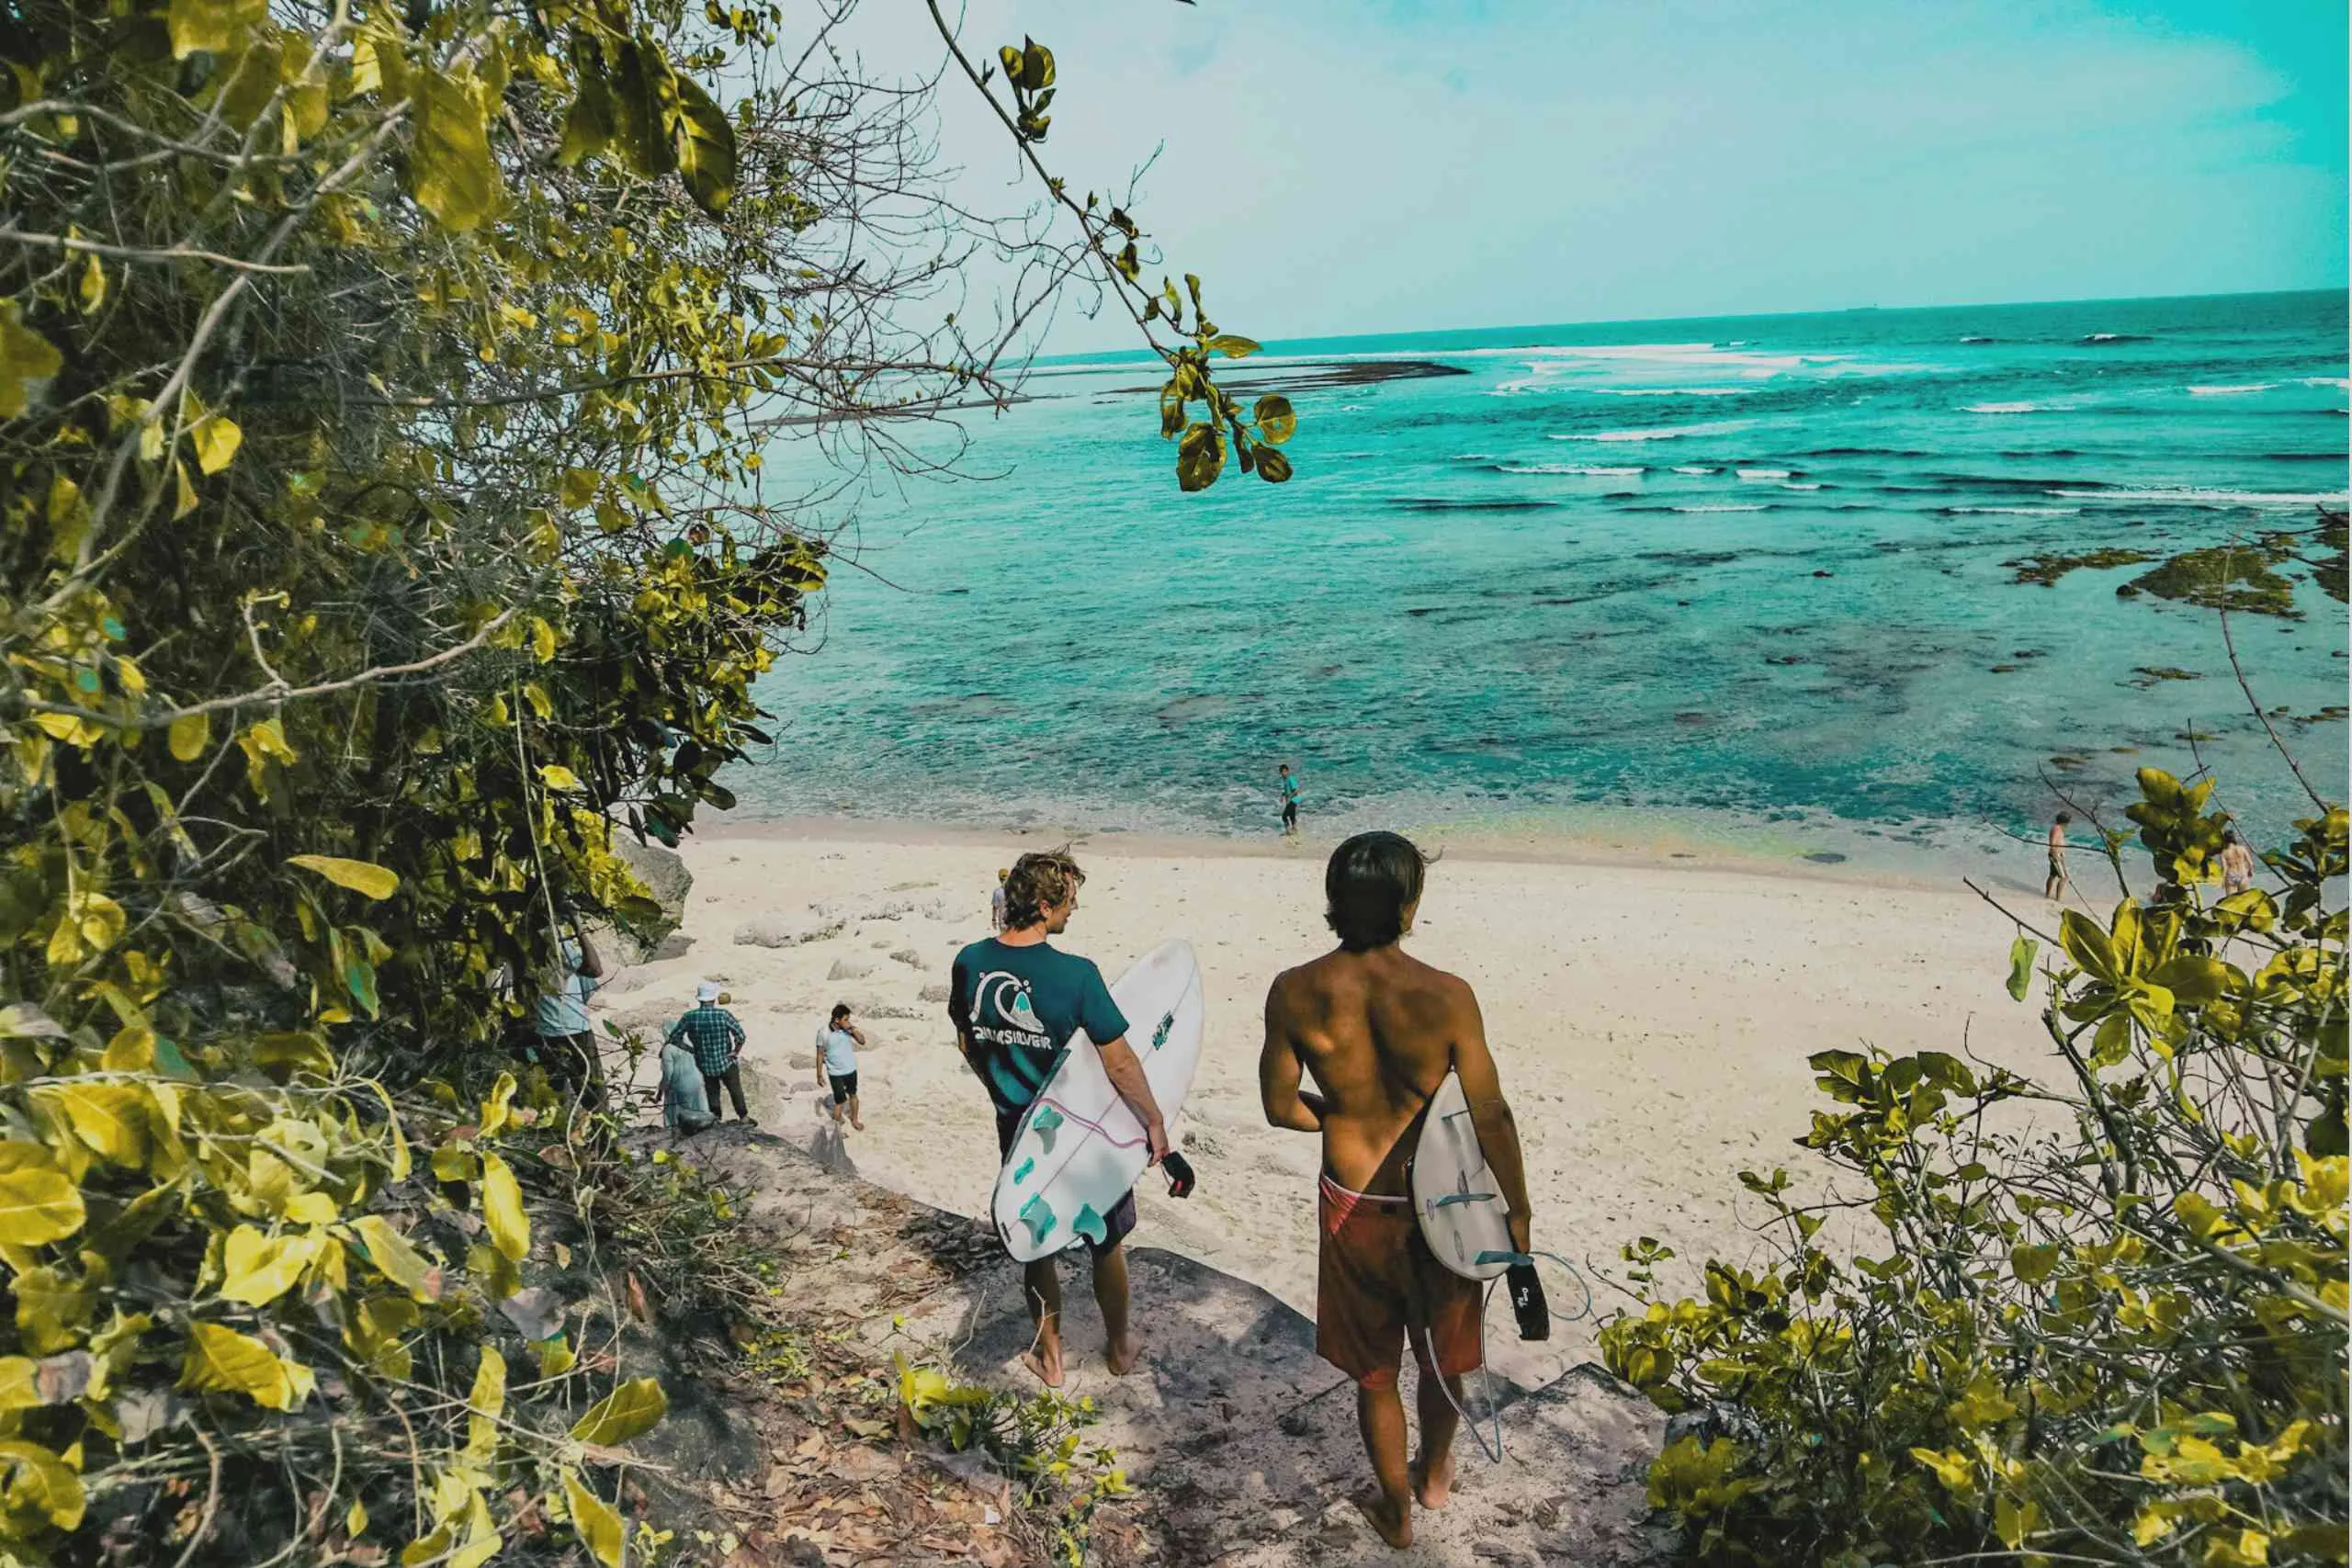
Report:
745,289,2349,876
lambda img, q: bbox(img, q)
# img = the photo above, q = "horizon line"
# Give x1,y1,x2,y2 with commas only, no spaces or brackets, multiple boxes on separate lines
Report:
1037,282,2348,365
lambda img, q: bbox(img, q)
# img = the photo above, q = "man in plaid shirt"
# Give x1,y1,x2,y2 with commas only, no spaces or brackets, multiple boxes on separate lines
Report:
668,981,753,1125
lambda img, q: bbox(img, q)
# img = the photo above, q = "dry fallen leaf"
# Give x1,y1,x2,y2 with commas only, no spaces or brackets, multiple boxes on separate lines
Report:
625,1270,651,1324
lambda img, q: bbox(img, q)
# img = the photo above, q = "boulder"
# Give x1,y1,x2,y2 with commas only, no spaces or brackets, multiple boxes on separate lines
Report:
890,948,926,970
918,981,951,1004
826,958,875,982
607,834,693,963
735,917,844,950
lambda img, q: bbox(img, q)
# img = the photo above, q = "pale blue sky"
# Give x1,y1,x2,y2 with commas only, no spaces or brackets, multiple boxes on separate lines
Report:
893,2,2347,344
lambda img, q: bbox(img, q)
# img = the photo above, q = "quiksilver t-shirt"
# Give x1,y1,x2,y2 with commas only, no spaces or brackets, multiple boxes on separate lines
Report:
947,937,1129,1119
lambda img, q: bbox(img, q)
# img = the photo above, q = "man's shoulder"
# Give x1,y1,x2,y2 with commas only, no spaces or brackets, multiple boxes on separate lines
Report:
951,936,1002,970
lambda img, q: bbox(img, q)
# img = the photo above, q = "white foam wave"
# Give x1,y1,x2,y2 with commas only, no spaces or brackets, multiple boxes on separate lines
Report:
1670,465,1719,475
1948,505,2082,516
1498,463,1644,477
1781,481,1824,491
1965,401,2039,414
1589,387,1755,398
2048,487,2350,506
1673,503,1767,513
1737,468,1792,481
2187,384,2276,396
2299,378,2351,389
1549,422,1740,443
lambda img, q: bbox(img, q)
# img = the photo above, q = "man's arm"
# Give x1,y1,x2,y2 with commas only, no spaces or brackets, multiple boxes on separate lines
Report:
1097,1037,1169,1164
576,928,605,980
1259,979,1325,1134
1448,982,1533,1253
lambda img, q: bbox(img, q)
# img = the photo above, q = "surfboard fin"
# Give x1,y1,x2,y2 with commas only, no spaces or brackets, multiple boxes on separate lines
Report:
1019,1195,1057,1247
1030,1105,1064,1155
1071,1204,1107,1247
1012,1156,1035,1185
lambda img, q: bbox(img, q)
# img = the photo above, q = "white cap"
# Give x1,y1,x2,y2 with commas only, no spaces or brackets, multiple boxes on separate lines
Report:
695,980,721,1002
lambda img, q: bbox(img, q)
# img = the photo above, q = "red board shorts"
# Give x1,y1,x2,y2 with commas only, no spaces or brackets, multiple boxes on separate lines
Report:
1316,1175,1483,1391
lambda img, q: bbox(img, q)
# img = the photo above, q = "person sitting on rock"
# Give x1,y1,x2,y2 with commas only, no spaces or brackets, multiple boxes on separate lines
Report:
657,1032,717,1137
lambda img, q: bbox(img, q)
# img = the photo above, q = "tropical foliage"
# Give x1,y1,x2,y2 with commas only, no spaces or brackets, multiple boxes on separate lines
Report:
1,0,1256,1560
1603,767,2348,1565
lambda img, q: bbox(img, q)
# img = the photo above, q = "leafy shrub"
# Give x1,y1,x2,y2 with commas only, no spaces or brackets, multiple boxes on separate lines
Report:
898,1355,1130,1566
1602,769,2346,1565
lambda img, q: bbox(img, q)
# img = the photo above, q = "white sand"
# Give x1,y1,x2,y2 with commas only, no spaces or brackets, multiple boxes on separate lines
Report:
597,822,2054,1376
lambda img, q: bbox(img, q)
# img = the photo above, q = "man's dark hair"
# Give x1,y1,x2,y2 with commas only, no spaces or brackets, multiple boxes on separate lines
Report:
1003,850,1085,931
2055,812,2073,825
830,1002,852,1022
1325,831,1430,952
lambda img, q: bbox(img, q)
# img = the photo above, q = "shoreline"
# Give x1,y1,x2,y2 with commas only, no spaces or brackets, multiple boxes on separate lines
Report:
689,807,2075,902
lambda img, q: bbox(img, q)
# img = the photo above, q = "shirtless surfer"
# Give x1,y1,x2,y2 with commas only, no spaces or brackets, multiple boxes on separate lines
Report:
1261,831,1533,1550
2045,811,2072,901
949,851,1170,1385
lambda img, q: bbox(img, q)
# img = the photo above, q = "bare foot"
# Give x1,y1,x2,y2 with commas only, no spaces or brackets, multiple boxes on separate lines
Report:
1019,1344,1065,1388
1104,1335,1143,1377
850,1116,865,1131
1411,1451,1454,1509
1350,1485,1411,1550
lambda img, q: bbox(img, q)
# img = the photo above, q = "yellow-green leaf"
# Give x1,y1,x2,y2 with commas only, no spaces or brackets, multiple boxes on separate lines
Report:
287,854,400,900
2006,935,2036,1001
558,57,616,166
568,1377,667,1447
349,1215,444,1302
465,1346,505,1459
166,708,210,762
479,1072,517,1138
1252,393,1296,445
165,0,266,57
481,1152,528,1263
1207,333,1261,358
39,1083,149,1168
563,1472,625,1568
348,1498,368,1538
0,1154,86,1246
0,1440,85,1530
0,313,62,420
411,70,500,231
673,73,738,217
77,254,106,315
191,412,242,475
538,763,582,793
179,1322,312,1410
219,1224,315,1306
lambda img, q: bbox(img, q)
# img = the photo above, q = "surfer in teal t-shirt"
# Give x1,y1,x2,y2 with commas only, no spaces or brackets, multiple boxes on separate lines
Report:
950,850,1169,1386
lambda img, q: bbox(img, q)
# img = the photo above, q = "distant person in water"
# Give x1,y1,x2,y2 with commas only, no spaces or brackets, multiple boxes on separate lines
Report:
2045,812,2072,901
1261,831,1533,1551
1280,763,1303,837
949,851,1170,1386
816,1002,865,1130
2220,829,2257,897
990,867,1010,932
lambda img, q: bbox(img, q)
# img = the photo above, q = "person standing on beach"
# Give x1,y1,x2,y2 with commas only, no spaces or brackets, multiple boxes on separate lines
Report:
2219,829,2257,896
2045,812,2073,901
949,851,1170,1385
990,867,1010,932
816,1002,866,1130
669,981,755,1126
1260,831,1533,1551
1280,763,1303,837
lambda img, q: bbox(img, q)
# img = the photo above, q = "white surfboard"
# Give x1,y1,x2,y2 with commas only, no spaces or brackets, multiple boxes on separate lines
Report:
991,941,1205,1262
1411,1070,1516,1280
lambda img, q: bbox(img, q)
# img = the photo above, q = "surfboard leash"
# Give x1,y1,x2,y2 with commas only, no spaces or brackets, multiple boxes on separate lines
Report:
1413,1250,1599,1466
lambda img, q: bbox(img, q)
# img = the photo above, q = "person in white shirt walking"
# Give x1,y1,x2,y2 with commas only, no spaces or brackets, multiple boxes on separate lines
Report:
816,1002,866,1130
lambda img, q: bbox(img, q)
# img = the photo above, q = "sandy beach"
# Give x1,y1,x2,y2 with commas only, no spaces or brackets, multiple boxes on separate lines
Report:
598,822,2057,1381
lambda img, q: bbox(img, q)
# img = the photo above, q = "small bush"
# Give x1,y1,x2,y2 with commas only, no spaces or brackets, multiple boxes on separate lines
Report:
1603,768,2346,1566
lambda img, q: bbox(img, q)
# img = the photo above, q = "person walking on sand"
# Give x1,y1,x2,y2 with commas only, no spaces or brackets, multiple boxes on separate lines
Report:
669,981,756,1126
1261,831,1533,1551
1279,762,1303,837
816,1002,866,1130
2045,812,2073,901
2220,829,2257,897
949,851,1170,1386
990,867,1010,933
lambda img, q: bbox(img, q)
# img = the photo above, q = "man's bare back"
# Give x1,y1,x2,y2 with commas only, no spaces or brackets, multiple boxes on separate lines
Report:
1263,945,1495,1195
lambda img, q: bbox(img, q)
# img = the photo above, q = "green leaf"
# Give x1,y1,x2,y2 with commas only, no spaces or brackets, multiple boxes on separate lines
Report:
568,1377,668,1447
287,854,400,900
2005,936,2037,1001
609,42,676,180
2149,954,2230,1007
349,1215,444,1302
672,73,737,217
219,1224,315,1306
1176,422,1223,492
179,1322,313,1410
2058,908,2119,984
191,412,242,475
1207,334,1261,359
0,1441,85,1531
1253,446,1292,484
167,710,210,762
410,70,500,232
1251,393,1296,445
